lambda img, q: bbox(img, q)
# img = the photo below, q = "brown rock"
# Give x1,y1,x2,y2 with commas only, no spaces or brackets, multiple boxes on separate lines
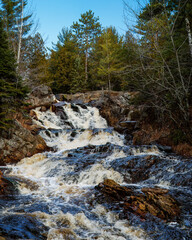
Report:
96,179,180,221
26,85,56,109
0,171,17,197
96,179,133,201
0,121,50,164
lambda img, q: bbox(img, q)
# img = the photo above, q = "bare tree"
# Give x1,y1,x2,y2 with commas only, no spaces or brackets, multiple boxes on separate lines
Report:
123,0,192,137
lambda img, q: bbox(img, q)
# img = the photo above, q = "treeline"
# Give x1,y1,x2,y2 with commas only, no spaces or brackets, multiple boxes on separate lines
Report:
0,0,192,140
124,0,192,140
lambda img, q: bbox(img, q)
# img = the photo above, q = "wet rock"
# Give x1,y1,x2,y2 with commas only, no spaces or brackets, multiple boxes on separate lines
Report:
124,187,180,221
51,102,68,121
96,179,180,221
126,155,161,182
0,215,48,239
95,179,133,201
0,121,50,164
26,85,56,109
0,171,17,197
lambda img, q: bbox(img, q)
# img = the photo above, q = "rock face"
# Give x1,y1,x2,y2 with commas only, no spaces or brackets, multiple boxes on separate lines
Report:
0,85,54,165
96,179,180,221
0,121,49,164
26,85,56,109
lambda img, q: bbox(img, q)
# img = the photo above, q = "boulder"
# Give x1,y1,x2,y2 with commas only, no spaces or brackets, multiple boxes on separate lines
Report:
0,121,50,164
0,171,17,197
26,85,56,109
124,187,180,221
96,179,180,221
95,179,133,201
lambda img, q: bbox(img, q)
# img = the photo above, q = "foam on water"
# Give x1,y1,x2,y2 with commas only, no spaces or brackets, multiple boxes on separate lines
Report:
4,101,191,239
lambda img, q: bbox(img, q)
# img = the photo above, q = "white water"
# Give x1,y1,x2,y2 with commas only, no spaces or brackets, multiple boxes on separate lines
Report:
5,101,163,239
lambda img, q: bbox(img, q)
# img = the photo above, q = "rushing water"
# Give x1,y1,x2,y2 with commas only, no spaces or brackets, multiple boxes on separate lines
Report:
0,101,192,239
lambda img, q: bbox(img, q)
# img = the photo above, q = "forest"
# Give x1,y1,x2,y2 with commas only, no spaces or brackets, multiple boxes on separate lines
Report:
0,0,192,142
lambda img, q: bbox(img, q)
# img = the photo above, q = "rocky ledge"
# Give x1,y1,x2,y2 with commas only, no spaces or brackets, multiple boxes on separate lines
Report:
0,170,17,197
95,179,180,222
0,85,54,165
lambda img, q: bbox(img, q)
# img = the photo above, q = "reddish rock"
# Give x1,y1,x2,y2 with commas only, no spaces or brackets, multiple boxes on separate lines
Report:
96,179,180,221
96,179,133,201
0,121,50,165
0,171,17,197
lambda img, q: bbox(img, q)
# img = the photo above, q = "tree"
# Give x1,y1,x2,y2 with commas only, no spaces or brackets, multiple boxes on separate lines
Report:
0,17,27,131
124,0,192,139
48,28,83,93
72,10,101,84
96,27,124,90
1,0,33,73
24,32,48,87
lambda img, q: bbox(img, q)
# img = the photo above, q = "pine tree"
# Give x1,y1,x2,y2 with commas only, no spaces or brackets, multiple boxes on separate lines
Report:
96,27,124,90
48,28,83,93
0,17,27,131
24,32,48,86
1,0,33,73
72,10,101,84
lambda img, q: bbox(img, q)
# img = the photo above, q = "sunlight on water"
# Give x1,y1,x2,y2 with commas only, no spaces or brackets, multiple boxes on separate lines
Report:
4,101,191,240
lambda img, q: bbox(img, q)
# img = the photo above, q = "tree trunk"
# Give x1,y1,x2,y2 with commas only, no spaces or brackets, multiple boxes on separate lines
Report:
185,17,192,59
85,48,88,83
17,0,24,69
85,36,88,83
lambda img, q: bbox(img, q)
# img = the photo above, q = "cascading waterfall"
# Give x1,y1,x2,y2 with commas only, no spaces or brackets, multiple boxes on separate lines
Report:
1,101,191,240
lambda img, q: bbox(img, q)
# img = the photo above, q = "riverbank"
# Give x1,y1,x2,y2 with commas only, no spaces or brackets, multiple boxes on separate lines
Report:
1,87,192,165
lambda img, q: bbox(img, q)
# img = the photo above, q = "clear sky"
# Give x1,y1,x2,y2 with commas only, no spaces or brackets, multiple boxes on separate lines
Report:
31,0,129,48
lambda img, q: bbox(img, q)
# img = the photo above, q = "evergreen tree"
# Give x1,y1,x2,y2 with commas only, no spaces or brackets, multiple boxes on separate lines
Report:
48,28,83,93
1,0,33,73
72,10,101,84
24,32,48,86
124,0,192,137
91,27,124,90
0,17,27,131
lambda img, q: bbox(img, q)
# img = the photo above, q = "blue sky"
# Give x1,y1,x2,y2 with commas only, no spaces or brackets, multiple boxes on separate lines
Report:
31,0,130,48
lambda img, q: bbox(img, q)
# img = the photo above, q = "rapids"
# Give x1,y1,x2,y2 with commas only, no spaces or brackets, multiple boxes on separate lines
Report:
0,101,191,239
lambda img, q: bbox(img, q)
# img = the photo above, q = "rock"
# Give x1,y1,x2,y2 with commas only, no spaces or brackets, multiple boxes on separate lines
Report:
0,121,50,164
0,215,48,239
96,179,180,221
124,188,180,221
26,85,56,109
51,102,68,121
126,155,161,182
95,179,133,201
0,171,17,197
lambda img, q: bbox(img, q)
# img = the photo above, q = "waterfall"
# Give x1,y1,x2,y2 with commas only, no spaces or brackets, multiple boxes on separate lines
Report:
1,101,191,240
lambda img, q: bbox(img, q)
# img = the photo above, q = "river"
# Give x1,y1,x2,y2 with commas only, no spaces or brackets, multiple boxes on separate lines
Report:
0,101,191,239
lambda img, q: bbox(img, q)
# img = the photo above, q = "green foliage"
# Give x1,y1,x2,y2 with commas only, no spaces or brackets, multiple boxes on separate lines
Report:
48,28,84,94
72,10,102,83
124,0,192,136
24,32,48,87
95,27,125,90
0,17,27,131
1,0,33,75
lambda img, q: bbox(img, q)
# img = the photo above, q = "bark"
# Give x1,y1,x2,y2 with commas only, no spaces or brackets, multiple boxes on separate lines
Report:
16,0,24,68
85,37,88,83
185,17,192,59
